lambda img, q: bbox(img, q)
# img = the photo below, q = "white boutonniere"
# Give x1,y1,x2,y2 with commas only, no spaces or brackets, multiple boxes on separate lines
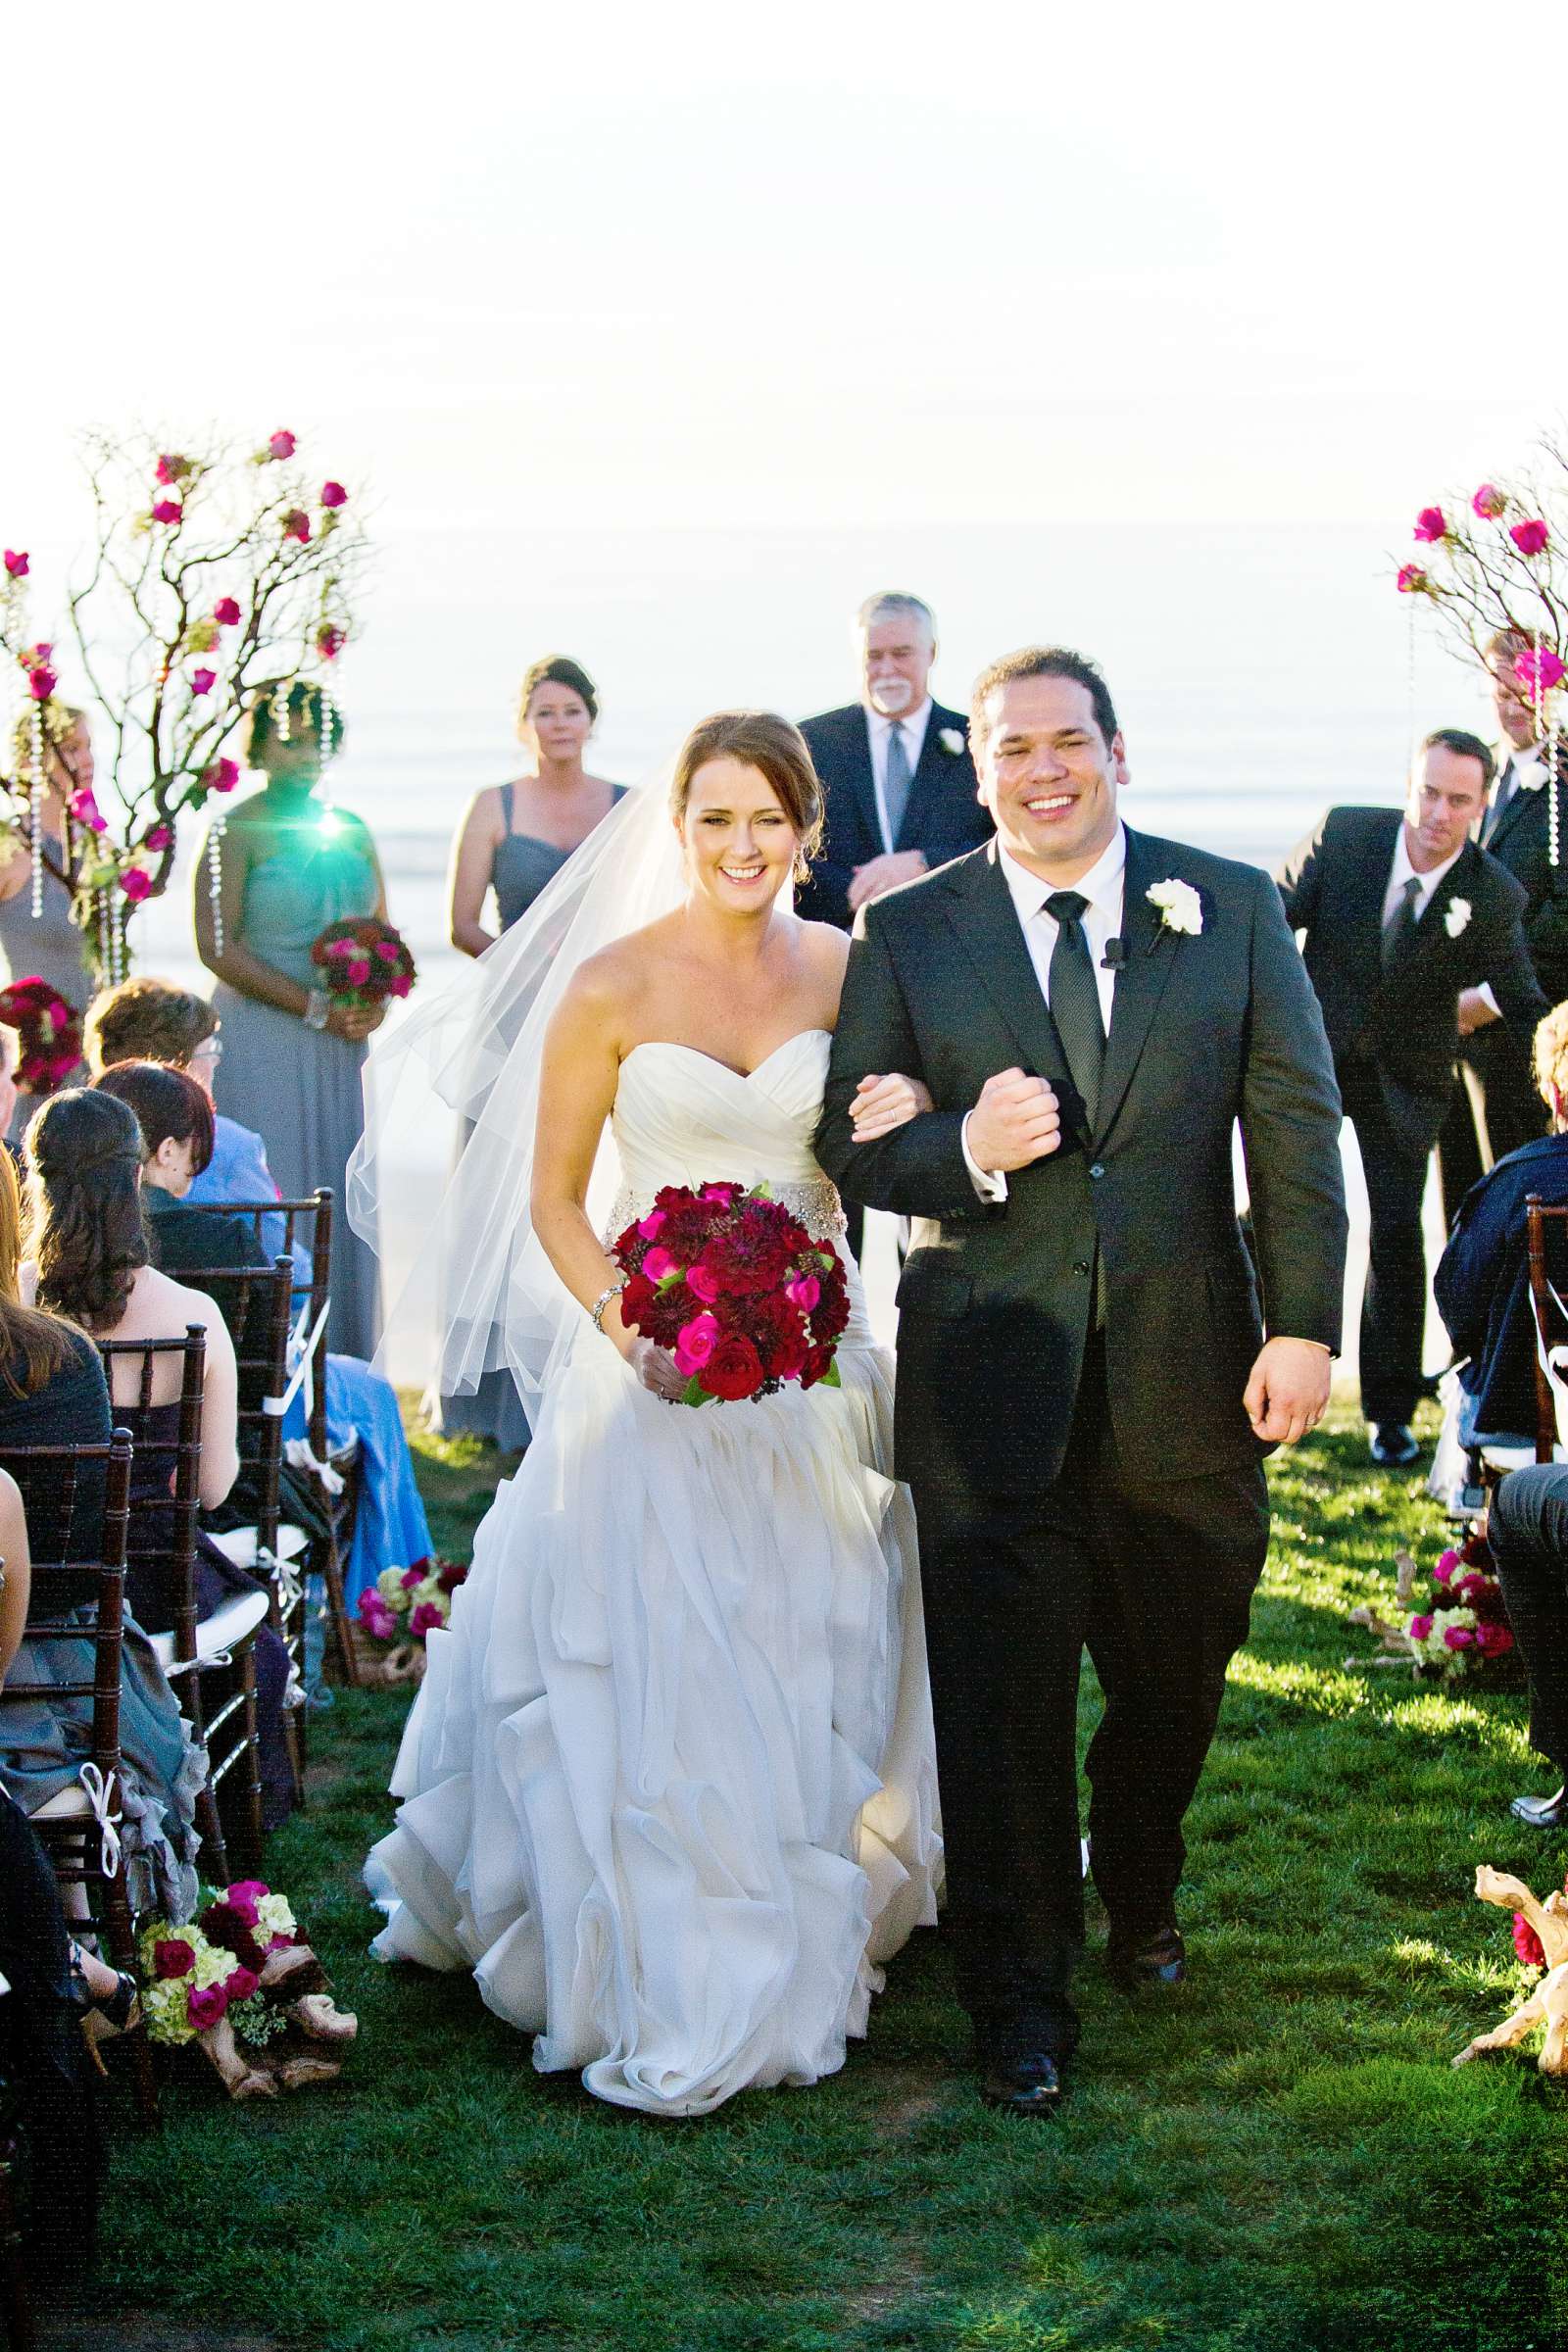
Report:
1445,897,1472,940
938,726,965,756
1146,877,1203,936
1514,758,1548,792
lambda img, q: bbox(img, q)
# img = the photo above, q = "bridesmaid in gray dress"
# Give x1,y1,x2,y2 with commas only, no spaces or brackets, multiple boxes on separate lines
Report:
438,656,623,1446
194,683,389,1358
0,709,96,1136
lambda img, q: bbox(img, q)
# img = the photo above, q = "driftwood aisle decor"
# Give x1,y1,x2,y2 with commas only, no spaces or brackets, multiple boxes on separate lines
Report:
1452,1866,1568,2077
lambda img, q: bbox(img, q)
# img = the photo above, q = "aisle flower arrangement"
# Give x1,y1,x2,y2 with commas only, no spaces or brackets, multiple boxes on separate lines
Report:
136,1877,358,2100
1348,1531,1518,1683
354,1556,466,1685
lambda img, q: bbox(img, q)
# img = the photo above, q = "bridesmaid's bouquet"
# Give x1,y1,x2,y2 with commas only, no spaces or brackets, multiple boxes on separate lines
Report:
0,974,82,1094
611,1182,852,1406
310,915,416,1008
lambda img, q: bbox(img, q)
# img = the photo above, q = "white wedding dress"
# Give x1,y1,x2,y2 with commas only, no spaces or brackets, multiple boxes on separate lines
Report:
365,1028,942,2116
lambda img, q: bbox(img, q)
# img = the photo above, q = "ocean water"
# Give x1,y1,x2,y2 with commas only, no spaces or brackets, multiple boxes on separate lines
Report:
83,519,1479,1388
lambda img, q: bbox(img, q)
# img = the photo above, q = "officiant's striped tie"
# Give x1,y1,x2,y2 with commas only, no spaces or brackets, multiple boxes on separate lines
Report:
883,722,912,849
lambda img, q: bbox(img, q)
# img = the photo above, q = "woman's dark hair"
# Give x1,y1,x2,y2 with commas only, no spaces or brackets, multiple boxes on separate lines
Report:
668,710,825,879
24,1090,149,1334
243,679,346,767
968,645,1119,753
516,655,598,735
92,1061,215,1175
0,1146,76,1397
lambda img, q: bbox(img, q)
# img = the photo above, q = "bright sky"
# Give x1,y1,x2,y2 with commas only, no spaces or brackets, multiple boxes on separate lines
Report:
7,0,1567,550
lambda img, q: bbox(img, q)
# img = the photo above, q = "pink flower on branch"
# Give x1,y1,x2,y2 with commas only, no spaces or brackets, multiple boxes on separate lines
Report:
155,454,190,486
1473,484,1507,519
1510,518,1550,557
214,596,242,627
27,664,56,700
1396,564,1430,595
1413,507,1447,543
190,667,216,696
209,757,240,793
281,509,311,544
1514,646,1566,697
2,550,26,578
317,623,346,661
120,865,154,903
150,499,182,526
320,480,348,509
143,825,172,852
268,429,297,461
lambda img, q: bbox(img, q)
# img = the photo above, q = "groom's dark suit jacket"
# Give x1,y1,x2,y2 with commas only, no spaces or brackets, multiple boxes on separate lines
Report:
816,828,1348,1497
795,701,993,929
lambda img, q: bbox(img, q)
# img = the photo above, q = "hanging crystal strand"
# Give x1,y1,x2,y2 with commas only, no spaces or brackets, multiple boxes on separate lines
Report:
109,890,125,986
317,676,336,816
271,676,291,741
208,811,226,956
27,703,45,918
95,888,111,980
1550,716,1562,871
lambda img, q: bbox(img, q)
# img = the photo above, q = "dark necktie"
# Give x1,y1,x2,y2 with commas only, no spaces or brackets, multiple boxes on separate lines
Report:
1046,890,1105,1129
1381,873,1422,972
1484,760,1515,844
883,722,912,849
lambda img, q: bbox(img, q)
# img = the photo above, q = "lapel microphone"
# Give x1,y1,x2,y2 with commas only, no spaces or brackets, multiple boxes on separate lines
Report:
1101,939,1128,972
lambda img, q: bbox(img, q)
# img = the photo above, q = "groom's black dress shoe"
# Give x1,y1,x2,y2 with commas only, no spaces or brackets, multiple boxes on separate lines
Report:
978,2049,1067,2116
1106,1924,1187,1990
1510,1786,1568,1829
1369,1423,1420,1468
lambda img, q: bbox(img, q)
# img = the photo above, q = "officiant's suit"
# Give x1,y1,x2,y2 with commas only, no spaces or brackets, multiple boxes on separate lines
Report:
1439,750,1568,1215
816,825,1347,2054
1276,806,1546,1429
795,701,992,931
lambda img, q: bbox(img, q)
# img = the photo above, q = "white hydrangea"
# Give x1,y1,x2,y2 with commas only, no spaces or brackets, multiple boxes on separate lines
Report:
410,1572,448,1615
256,1890,296,1942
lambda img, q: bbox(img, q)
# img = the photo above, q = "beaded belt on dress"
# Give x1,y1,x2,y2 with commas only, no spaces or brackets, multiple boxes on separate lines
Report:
604,1177,847,1246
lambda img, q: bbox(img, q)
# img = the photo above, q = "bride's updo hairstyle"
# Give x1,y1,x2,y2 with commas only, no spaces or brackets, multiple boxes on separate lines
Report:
24,1087,149,1333
669,711,825,884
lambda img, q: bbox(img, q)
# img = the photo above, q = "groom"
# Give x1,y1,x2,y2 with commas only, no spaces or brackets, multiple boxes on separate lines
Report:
816,646,1348,2113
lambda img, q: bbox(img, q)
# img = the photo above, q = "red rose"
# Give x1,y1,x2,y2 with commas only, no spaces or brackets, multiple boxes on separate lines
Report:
1510,518,1549,558
800,1343,836,1390
751,1292,808,1380
223,1965,260,2002
702,1334,765,1401
214,596,242,627
320,480,348,509
620,1272,657,1328
150,499,182,526
199,1899,268,1973
153,1936,196,1980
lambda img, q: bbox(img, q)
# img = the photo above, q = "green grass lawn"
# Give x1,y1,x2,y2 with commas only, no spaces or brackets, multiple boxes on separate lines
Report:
76,1404,1568,2352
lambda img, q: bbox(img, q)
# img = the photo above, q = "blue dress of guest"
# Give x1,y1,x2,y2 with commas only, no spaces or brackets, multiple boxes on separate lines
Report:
185,1112,307,1280
1435,1129,1568,1446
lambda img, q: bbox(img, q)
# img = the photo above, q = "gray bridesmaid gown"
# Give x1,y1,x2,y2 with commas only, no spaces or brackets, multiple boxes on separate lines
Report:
437,781,624,1450
210,819,382,1358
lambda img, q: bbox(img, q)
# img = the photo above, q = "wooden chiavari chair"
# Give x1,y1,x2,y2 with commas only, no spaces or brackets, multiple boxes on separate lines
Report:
0,1430,156,2123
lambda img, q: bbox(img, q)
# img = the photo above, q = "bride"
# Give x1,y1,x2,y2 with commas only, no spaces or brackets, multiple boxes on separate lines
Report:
356,710,942,2117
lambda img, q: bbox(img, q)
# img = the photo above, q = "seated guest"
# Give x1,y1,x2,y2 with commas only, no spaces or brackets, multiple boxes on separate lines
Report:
22,1089,294,1829
1489,1463,1568,1829
1435,1003,1568,1449
93,1060,264,1277
88,1019,436,1611
0,1145,204,1913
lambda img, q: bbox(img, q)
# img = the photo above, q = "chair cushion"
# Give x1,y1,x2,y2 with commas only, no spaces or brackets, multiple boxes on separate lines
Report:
149,1586,271,1673
30,1780,93,1820
206,1522,309,1572
1480,1443,1568,1474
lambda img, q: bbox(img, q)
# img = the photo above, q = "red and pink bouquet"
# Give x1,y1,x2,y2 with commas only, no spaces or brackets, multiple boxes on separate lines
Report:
0,974,82,1094
1348,1530,1518,1684
611,1182,851,1406
137,1876,358,2100
310,915,416,1010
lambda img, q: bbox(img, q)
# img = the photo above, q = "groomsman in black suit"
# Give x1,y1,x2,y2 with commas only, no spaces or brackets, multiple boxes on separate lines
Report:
797,592,992,931
800,592,994,1258
1277,729,1548,1467
1438,630,1568,1219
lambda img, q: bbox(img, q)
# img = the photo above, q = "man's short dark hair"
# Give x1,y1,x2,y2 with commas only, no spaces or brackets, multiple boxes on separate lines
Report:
1421,726,1495,793
969,646,1118,752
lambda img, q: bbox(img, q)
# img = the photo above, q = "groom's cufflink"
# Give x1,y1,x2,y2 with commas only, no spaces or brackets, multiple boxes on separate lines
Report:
960,1112,1007,1203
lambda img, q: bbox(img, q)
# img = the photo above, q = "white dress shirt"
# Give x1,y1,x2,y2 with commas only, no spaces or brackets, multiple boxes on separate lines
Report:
961,825,1128,1198
1381,824,1464,929
865,699,933,854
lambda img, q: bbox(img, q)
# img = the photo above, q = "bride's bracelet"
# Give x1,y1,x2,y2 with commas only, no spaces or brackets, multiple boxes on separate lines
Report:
589,1283,625,1335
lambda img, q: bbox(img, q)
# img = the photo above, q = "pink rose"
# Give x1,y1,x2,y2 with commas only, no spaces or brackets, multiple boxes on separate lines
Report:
151,499,182,526
1396,564,1429,595
28,666,56,701
327,937,355,956
373,939,400,960
282,508,311,544
214,596,242,627
1514,1912,1546,1969
226,1879,270,1909
784,1273,821,1312
1434,1549,1459,1585
2,550,27,577
643,1246,679,1283
1514,646,1566,697
400,1565,423,1589
222,1966,260,2002
390,974,412,998
317,623,346,661
346,957,371,985
155,454,188,485
186,1983,228,2032
203,756,240,794
1443,1624,1476,1650
269,429,297,461
686,1261,721,1303
143,825,172,852
637,1209,666,1240
153,1937,196,1981
190,667,216,696
1413,507,1446,543
1510,518,1549,557
672,1311,721,1376
358,1592,397,1641
320,480,348,509
409,1601,444,1639
701,1182,740,1206
1408,1613,1434,1642
1476,1620,1514,1658
120,866,153,903
1451,1571,1490,1605
1473,484,1507,519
